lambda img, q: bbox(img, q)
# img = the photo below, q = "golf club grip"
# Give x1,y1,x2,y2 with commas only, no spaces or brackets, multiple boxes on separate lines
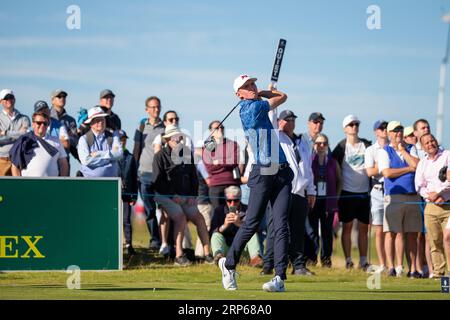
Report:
271,38,287,83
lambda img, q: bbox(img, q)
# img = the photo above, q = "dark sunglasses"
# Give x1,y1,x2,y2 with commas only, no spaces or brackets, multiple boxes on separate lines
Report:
3,94,15,100
315,141,328,146
347,122,360,128
55,95,66,99
167,117,179,123
226,199,240,203
33,121,49,127
312,120,323,124
377,124,388,130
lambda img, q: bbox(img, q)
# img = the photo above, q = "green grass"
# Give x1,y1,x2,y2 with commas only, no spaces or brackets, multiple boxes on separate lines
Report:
0,217,449,300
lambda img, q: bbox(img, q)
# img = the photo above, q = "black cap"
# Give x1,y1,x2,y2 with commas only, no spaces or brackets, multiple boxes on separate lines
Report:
308,112,325,121
279,110,298,120
34,100,49,112
118,130,128,139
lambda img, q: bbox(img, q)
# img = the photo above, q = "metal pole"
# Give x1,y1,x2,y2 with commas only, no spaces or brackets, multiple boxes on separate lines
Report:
437,21,450,144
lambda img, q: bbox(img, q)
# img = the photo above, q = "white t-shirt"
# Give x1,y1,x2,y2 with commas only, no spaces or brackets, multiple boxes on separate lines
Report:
378,144,418,173
364,141,384,183
342,141,369,192
21,135,67,177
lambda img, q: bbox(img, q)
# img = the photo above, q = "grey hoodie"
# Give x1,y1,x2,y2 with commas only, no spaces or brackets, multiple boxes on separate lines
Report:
0,108,31,157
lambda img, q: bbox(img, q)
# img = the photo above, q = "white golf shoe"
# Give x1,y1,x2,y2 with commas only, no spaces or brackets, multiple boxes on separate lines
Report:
218,257,238,290
262,275,285,292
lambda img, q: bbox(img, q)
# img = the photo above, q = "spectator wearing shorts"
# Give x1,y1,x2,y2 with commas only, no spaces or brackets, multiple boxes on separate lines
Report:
332,115,372,270
415,133,450,277
378,121,422,277
152,124,213,266
364,120,388,272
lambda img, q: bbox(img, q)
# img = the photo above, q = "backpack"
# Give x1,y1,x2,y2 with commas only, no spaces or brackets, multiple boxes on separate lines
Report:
84,129,114,151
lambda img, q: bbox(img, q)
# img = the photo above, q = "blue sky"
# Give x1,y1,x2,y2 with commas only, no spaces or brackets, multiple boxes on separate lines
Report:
2,0,450,152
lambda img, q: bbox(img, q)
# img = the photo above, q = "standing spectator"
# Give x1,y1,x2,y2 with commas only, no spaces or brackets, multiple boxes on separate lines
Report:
364,120,389,272
77,106,122,177
152,124,213,265
413,119,431,160
194,145,214,260
403,126,417,146
34,100,70,151
332,115,372,270
118,130,138,256
308,133,342,268
210,186,263,267
378,121,422,277
413,118,434,277
264,110,316,276
302,112,326,153
50,89,79,163
9,111,68,177
202,120,240,210
415,133,450,278
0,89,30,176
99,89,121,132
132,96,165,251
218,75,292,293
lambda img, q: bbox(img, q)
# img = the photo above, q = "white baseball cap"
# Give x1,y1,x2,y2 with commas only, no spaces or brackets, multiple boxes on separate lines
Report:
342,115,360,128
84,106,108,124
0,89,14,100
403,126,414,137
387,121,403,132
233,74,257,93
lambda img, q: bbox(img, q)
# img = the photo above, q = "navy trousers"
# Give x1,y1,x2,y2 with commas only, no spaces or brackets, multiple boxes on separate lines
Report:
304,198,334,263
123,201,133,245
263,194,308,271
139,180,161,248
225,164,293,280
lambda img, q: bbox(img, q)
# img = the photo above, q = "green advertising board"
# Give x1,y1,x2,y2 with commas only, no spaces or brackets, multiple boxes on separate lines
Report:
0,177,122,271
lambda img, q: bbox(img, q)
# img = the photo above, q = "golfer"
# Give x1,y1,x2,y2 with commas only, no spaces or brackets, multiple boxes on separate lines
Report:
219,75,293,292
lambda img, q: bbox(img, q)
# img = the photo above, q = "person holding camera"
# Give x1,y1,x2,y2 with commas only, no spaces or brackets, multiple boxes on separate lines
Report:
210,186,263,267
202,120,241,211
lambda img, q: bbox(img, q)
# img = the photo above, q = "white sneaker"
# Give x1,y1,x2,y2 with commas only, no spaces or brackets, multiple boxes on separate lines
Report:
395,266,404,277
159,244,170,256
218,258,238,290
262,275,285,292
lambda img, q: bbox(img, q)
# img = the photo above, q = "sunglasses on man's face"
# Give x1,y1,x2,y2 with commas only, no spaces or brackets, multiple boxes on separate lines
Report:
33,121,49,127
315,141,328,146
56,95,66,99
3,95,15,100
167,117,179,123
226,199,240,204
347,122,360,128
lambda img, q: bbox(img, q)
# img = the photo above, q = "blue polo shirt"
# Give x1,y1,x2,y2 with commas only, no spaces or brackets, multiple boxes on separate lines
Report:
239,99,287,166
